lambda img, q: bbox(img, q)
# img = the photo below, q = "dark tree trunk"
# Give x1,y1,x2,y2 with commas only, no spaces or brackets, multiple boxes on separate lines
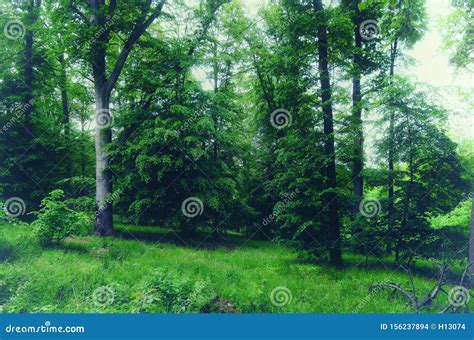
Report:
387,39,398,221
24,0,36,132
469,196,474,287
212,43,219,230
387,0,403,226
352,1,364,207
59,53,70,136
313,0,342,266
59,52,72,178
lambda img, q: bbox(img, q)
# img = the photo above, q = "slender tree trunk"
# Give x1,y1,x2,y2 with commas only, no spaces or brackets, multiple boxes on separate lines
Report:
387,39,398,221
212,40,219,161
24,0,36,131
59,52,72,178
396,117,414,266
212,43,219,233
387,0,403,225
59,53,70,136
313,0,342,266
352,1,364,207
81,121,87,176
469,196,474,287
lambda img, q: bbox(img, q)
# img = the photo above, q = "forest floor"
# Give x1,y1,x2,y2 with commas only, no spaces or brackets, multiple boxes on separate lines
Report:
0,223,472,313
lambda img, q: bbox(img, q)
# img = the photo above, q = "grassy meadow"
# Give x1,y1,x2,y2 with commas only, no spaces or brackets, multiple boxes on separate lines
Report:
1,222,471,314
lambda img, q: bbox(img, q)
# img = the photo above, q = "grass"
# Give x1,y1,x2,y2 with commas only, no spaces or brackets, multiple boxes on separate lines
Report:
0,222,472,313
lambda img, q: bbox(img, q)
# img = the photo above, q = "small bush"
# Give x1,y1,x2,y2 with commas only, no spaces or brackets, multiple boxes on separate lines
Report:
32,190,91,247
131,268,212,313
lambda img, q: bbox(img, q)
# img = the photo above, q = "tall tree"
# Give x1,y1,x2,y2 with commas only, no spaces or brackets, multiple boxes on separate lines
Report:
75,0,167,235
348,0,364,205
379,0,426,225
24,0,40,131
441,0,474,285
313,0,342,266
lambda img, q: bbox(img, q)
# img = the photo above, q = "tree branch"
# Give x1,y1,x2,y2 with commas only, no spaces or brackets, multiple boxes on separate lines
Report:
105,0,166,94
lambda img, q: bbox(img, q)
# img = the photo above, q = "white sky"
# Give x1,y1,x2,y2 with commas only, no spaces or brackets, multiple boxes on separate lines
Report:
403,0,473,144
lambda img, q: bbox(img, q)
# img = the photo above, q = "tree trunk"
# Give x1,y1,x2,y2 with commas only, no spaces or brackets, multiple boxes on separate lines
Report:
89,0,113,235
313,0,342,266
469,196,474,287
59,53,70,136
94,88,113,235
387,39,398,221
387,0,404,226
352,1,364,207
87,0,165,235
24,0,36,131
59,52,72,178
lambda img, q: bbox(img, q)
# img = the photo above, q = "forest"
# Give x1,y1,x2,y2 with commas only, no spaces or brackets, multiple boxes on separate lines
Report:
0,0,473,313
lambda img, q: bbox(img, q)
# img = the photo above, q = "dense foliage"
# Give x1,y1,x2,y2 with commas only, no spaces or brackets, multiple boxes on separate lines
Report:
0,0,472,269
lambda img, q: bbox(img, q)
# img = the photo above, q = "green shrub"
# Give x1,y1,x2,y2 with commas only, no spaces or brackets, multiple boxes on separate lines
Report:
31,190,91,247
131,268,212,313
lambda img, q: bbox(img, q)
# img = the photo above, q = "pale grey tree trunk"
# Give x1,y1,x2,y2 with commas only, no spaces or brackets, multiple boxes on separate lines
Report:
94,87,113,235
86,0,167,235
